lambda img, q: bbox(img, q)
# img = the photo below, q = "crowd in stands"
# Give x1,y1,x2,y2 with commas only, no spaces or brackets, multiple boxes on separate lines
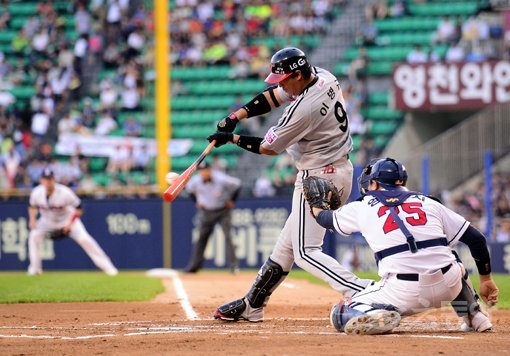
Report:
0,0,153,192
444,172,510,242
171,0,346,80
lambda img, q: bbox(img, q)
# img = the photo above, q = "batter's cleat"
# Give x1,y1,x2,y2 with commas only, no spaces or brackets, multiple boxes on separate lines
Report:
213,298,263,322
343,310,401,335
461,311,493,332
105,268,119,276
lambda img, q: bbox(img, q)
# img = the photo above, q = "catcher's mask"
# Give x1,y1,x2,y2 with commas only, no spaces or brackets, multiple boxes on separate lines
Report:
265,47,311,84
358,157,408,195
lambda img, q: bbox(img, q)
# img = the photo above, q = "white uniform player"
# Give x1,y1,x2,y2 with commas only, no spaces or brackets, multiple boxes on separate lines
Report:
27,168,118,276
312,158,498,334
208,47,372,322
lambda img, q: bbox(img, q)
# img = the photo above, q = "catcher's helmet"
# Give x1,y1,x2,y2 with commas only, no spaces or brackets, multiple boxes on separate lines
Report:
357,157,408,195
265,47,310,84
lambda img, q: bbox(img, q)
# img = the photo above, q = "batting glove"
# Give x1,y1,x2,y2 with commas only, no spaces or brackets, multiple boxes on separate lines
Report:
207,132,233,147
216,113,239,133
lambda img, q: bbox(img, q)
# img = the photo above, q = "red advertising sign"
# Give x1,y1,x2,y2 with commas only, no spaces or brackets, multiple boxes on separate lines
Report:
392,61,510,110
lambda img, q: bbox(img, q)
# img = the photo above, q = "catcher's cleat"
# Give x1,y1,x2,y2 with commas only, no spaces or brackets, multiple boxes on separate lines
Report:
461,311,493,332
214,298,263,322
343,310,401,335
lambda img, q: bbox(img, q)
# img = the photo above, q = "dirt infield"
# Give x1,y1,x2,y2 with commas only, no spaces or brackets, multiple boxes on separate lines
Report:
1,272,509,355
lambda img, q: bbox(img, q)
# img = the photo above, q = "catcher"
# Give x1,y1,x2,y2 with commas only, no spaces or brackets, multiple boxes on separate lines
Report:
27,168,118,276
304,157,498,335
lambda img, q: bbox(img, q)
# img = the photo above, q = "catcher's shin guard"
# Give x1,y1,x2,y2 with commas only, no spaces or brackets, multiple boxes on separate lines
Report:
452,275,492,332
330,302,401,335
246,258,289,308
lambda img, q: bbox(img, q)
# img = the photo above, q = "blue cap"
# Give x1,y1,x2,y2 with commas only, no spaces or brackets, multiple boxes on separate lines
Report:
41,167,54,179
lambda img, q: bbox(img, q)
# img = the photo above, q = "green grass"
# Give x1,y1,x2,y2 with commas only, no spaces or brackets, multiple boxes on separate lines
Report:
289,270,510,309
0,272,164,303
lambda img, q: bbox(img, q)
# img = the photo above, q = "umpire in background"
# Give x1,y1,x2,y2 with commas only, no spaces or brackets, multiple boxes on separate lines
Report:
185,161,241,274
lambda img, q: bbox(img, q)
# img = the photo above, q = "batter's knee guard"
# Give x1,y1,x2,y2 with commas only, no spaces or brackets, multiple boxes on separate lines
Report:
246,258,289,308
330,301,401,335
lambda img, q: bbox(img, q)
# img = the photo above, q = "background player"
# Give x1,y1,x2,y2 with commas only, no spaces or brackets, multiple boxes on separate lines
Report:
207,47,373,322
27,168,118,276
184,161,241,274
309,157,498,334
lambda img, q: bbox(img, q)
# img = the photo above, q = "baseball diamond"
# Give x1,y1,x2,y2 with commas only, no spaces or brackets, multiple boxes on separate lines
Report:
0,273,509,354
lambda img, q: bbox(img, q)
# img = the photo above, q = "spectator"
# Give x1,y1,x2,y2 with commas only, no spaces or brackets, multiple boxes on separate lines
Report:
120,84,141,111
388,0,407,18
107,143,132,174
407,45,428,64
94,111,118,136
30,107,51,139
445,42,466,63
495,215,510,242
58,112,76,135
435,15,457,44
99,79,118,110
75,3,91,35
253,172,276,197
360,18,378,47
122,116,142,137
132,144,151,172
0,87,15,107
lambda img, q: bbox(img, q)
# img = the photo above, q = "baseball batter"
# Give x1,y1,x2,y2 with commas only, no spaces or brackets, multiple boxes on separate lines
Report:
311,158,498,334
207,47,373,322
27,168,118,276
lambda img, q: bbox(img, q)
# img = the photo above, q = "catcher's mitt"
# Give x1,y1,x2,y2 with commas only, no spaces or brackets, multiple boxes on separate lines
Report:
47,229,68,241
302,176,342,217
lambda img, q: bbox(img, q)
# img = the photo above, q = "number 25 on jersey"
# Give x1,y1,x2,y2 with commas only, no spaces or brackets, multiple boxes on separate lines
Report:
378,203,428,234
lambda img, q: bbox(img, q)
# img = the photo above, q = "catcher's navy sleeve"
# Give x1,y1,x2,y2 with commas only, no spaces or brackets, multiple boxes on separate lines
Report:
459,225,491,275
316,210,334,230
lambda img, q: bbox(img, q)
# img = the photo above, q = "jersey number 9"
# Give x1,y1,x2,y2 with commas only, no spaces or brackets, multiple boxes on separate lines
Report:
334,101,348,132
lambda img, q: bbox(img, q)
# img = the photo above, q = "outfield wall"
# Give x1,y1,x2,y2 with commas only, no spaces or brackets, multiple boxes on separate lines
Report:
0,198,508,274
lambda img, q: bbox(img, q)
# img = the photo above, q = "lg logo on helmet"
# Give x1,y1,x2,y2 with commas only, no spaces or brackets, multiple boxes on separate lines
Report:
290,58,306,70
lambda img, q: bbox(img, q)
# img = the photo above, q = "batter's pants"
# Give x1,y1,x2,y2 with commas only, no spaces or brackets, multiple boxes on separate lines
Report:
269,158,372,297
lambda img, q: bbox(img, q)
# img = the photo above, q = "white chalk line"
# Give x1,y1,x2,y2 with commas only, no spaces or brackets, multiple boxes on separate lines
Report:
0,319,465,340
146,268,199,321
171,272,200,320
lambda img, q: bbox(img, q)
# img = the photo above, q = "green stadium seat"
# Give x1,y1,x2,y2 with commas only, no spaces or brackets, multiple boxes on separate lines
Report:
89,157,108,172
362,106,403,121
374,17,441,33
368,92,390,106
9,86,36,100
370,121,399,135
408,2,478,16
172,125,214,139
0,31,18,43
8,3,38,16
92,172,111,186
377,32,433,46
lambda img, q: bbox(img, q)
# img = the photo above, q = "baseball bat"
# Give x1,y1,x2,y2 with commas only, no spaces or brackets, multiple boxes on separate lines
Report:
162,140,216,202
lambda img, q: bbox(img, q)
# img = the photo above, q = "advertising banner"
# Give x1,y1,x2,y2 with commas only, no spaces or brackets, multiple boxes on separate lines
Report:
393,61,510,111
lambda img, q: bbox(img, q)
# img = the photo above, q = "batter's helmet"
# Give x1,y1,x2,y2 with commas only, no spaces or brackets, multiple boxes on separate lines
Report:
357,157,408,195
265,47,311,84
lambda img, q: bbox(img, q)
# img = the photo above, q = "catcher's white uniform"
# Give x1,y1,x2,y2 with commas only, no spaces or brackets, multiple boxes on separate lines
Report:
260,67,371,296
28,183,118,275
332,192,467,315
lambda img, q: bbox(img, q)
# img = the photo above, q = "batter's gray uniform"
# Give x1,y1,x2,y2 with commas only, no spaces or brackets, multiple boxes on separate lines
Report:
261,67,371,296
185,170,241,273
28,183,118,275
